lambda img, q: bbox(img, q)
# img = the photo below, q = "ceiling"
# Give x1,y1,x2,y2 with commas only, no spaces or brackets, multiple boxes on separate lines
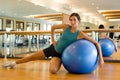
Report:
0,0,120,26
99,10,120,21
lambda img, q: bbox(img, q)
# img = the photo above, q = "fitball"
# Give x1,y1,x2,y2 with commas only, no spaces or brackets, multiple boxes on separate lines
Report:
99,38,115,57
62,39,98,74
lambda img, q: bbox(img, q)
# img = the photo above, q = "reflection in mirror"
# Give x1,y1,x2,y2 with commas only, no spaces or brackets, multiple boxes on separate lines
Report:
6,19,14,31
16,21,24,31
0,18,3,30
103,29,120,62
33,23,40,31
26,22,32,31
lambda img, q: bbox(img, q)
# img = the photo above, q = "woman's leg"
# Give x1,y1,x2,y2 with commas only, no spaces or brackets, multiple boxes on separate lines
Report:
16,50,46,64
49,57,62,74
2,50,46,68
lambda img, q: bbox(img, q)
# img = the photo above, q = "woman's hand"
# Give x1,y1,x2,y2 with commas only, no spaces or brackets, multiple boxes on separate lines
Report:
77,31,105,68
52,41,56,46
99,58,104,68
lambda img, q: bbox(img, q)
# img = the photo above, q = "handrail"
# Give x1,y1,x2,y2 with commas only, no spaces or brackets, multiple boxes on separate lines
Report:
0,29,120,35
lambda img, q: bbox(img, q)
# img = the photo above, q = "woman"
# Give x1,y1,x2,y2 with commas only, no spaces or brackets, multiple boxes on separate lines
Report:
98,24,107,41
98,24,117,51
2,13,104,74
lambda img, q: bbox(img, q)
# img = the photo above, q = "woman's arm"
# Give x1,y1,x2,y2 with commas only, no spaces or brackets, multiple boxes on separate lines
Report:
77,31,104,67
99,32,107,39
51,24,69,45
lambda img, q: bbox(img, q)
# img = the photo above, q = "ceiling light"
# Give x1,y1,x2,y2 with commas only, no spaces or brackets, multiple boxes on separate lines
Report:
23,15,38,18
53,0,68,4
109,19,120,21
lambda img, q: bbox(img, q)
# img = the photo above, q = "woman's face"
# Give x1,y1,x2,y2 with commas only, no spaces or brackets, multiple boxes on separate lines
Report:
69,16,80,27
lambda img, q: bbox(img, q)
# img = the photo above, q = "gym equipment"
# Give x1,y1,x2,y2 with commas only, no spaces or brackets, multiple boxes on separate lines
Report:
62,39,98,74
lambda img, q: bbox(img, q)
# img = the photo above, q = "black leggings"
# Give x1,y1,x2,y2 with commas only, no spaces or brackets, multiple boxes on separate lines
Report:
43,44,62,58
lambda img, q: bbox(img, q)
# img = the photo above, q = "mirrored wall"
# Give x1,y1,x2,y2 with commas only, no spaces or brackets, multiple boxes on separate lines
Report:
0,18,2,30
6,19,14,31
16,21,24,31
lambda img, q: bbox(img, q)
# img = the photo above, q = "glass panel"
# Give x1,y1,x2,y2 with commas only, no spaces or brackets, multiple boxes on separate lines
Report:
16,21,24,31
6,19,14,31
26,22,32,31
0,18,2,30
43,24,47,31
33,23,40,31
47,24,52,31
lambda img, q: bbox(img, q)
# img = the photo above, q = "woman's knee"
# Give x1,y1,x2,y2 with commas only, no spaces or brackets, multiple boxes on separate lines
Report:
49,67,59,74
49,57,62,74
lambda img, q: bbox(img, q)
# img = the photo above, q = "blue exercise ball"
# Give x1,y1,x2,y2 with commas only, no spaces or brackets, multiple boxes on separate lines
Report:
99,38,115,57
62,39,98,74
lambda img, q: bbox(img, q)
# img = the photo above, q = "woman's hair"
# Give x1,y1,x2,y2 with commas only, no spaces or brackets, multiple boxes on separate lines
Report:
99,24,104,29
69,13,81,22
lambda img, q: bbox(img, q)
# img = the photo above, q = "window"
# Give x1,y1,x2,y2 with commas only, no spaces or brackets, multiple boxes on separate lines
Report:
43,24,47,31
0,19,2,30
33,23,40,31
26,22,32,31
6,19,14,31
16,21,24,31
47,24,52,31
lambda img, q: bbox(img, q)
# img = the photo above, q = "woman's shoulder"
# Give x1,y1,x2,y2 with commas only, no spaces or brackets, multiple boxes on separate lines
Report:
63,24,71,30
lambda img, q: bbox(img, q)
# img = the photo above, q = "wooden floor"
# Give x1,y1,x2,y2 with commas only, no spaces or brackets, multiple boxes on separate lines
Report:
104,49,120,61
0,47,120,80
0,58,120,80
